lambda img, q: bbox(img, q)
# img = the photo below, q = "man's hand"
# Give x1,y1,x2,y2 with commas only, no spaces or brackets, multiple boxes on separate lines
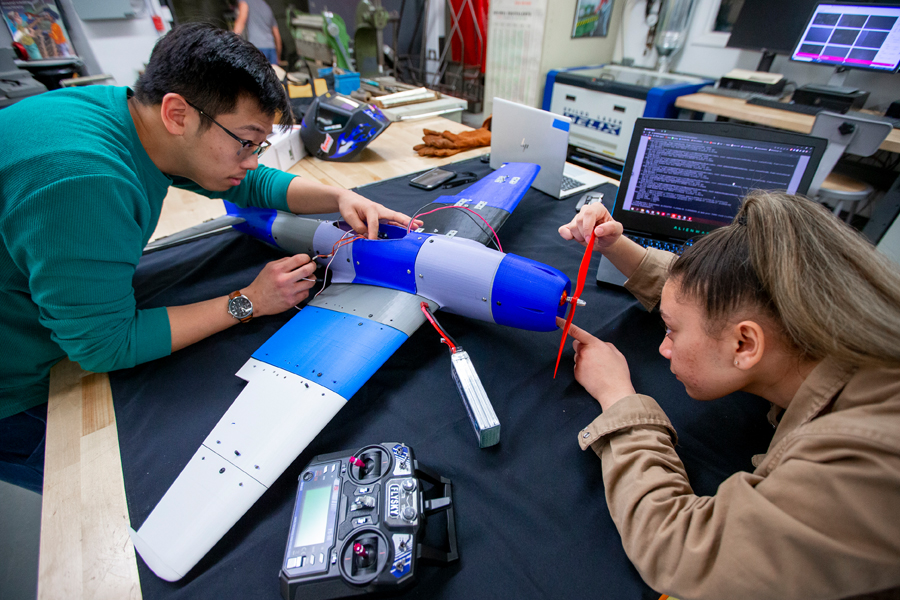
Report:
558,317,636,411
336,190,422,240
558,203,623,253
167,254,316,352
244,254,317,316
285,178,422,240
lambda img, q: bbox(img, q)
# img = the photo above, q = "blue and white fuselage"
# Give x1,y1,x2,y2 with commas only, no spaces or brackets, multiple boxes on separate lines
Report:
238,215,570,333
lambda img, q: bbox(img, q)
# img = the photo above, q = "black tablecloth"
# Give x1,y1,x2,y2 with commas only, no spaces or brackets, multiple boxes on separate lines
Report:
110,157,775,600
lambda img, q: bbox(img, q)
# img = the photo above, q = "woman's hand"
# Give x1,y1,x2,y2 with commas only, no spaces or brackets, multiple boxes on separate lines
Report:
244,254,317,316
559,317,636,411
336,190,423,240
558,203,623,253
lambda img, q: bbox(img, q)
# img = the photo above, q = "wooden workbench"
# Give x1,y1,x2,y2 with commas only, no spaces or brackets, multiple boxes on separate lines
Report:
36,117,497,600
674,92,900,154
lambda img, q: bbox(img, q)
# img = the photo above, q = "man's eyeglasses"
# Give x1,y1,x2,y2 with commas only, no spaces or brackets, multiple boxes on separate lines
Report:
185,100,271,158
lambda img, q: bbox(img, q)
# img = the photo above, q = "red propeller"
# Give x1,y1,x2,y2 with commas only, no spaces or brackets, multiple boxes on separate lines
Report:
554,232,594,378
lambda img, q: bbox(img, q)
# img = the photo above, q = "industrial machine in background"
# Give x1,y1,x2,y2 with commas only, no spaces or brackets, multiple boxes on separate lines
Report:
543,64,712,177
286,0,480,115
354,0,389,77
289,8,353,71
392,0,486,112
288,0,390,77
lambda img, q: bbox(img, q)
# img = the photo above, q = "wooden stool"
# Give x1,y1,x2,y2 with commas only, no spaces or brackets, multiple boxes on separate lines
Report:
820,172,873,223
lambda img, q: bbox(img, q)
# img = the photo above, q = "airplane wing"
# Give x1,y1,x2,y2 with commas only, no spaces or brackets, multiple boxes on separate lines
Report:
412,163,539,246
143,215,246,254
226,162,540,251
130,284,437,581
130,163,569,581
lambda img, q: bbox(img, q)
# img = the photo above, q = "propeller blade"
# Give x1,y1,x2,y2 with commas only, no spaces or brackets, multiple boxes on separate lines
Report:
554,232,595,378
573,231,595,298
553,307,577,378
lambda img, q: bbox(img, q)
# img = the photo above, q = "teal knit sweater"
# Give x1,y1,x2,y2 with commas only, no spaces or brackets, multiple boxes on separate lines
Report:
0,86,295,419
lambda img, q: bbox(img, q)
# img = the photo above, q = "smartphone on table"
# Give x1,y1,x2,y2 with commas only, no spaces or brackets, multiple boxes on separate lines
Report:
409,167,456,190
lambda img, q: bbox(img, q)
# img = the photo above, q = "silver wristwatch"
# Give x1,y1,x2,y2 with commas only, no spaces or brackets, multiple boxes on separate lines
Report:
227,290,253,323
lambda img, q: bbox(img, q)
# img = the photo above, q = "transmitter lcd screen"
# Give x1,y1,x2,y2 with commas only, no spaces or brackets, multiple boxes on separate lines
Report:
293,486,332,548
285,460,341,566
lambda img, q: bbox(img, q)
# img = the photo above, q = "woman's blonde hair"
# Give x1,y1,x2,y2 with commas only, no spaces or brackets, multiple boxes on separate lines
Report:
670,190,900,367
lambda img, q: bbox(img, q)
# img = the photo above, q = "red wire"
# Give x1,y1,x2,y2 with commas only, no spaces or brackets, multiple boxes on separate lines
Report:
311,233,363,300
420,302,457,353
317,233,363,259
407,205,503,252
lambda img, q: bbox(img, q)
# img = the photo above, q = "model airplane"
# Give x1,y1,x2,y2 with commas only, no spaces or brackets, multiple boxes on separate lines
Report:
131,162,576,581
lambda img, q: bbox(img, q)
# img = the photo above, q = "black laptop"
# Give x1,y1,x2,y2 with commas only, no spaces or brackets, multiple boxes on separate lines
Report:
597,118,828,286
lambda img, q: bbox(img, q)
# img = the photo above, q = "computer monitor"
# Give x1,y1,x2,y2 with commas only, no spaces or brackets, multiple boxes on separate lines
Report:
612,119,828,242
726,0,823,72
596,118,828,286
791,2,900,73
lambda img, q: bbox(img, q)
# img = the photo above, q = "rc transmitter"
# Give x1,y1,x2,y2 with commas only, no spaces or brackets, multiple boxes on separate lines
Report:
280,443,457,600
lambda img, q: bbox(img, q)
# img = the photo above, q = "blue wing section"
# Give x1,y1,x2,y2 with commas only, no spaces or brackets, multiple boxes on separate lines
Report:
432,162,540,213
252,306,409,399
417,162,539,246
221,164,540,250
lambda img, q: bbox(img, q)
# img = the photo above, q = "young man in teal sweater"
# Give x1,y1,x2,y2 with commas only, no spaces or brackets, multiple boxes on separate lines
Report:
0,23,414,493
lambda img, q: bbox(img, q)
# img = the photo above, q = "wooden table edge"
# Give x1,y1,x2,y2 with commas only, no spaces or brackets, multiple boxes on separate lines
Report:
675,93,900,154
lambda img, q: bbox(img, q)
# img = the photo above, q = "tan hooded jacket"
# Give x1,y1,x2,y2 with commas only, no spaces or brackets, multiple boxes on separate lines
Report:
579,248,900,600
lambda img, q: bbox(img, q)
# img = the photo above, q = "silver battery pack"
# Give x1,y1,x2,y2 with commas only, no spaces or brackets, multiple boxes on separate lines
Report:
449,348,500,448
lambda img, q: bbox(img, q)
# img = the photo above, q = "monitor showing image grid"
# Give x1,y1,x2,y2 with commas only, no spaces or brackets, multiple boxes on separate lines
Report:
791,3,900,72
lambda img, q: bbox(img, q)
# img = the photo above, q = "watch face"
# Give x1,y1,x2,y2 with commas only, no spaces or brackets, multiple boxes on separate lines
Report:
229,295,253,319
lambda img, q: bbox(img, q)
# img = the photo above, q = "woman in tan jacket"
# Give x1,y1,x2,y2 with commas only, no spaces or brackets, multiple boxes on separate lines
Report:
558,190,900,600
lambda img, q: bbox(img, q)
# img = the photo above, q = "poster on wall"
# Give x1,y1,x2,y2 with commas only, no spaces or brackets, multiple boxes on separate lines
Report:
1,0,74,60
572,0,614,38
483,0,548,110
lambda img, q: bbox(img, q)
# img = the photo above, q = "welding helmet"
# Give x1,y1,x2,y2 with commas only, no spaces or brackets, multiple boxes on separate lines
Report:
300,91,391,161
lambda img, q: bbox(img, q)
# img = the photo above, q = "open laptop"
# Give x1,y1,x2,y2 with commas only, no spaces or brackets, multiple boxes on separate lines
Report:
597,118,828,286
491,97,609,199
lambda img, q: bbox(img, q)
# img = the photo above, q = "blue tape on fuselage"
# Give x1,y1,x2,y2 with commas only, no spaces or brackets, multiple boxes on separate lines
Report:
491,254,571,332
433,162,540,213
224,201,278,246
350,233,429,293
252,307,408,399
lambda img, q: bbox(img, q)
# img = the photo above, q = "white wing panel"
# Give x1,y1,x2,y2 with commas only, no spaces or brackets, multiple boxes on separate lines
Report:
130,360,346,581
211,360,346,486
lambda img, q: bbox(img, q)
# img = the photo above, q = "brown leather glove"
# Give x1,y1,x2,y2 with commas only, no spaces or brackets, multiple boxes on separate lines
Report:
412,145,465,157
419,129,459,149
413,116,492,157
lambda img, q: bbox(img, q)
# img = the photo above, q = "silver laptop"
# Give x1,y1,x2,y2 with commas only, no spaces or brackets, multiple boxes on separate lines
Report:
490,98,608,199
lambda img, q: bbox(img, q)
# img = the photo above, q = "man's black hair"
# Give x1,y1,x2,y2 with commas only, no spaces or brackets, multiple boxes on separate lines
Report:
134,22,292,129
